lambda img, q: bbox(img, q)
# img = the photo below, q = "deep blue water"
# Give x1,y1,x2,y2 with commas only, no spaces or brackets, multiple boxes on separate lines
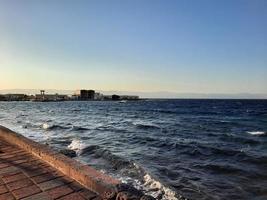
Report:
0,99,267,200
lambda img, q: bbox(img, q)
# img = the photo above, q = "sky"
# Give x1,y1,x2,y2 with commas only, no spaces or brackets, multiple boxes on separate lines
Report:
0,0,266,97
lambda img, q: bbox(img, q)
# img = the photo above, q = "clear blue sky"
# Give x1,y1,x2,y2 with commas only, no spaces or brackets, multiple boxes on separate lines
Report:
0,0,266,95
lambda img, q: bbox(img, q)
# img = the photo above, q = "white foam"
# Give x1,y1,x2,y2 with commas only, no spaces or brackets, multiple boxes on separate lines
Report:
68,139,87,155
143,173,178,200
42,123,50,130
247,131,265,135
115,170,179,200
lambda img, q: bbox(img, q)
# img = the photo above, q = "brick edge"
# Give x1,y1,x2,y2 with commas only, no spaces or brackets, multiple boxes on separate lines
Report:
0,125,120,196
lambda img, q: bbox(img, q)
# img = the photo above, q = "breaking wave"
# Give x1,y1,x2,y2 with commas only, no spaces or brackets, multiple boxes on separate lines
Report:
247,131,266,136
42,123,68,130
70,141,180,200
67,139,87,155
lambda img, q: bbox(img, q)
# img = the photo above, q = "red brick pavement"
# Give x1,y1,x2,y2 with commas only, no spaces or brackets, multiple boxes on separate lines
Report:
0,140,100,200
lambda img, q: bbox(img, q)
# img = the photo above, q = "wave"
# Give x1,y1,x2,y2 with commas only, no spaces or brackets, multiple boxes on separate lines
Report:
218,134,261,145
247,131,266,136
198,163,246,174
70,141,180,199
115,162,179,200
153,109,177,114
41,123,68,130
143,173,179,200
15,113,28,118
133,121,161,130
70,126,90,131
67,139,87,154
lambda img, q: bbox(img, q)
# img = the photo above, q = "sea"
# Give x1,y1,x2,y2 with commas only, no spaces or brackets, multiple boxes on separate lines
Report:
0,99,266,200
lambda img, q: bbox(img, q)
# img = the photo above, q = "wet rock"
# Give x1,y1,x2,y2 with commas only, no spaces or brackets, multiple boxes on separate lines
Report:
59,149,77,158
115,183,143,197
116,191,139,200
140,195,156,200
103,188,117,200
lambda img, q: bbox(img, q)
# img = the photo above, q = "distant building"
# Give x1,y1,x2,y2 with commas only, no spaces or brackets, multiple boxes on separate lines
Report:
102,94,139,101
0,95,6,101
35,91,69,101
112,94,120,100
79,90,95,100
103,95,112,100
35,94,68,101
70,95,79,101
4,94,28,101
94,92,104,100
120,95,139,100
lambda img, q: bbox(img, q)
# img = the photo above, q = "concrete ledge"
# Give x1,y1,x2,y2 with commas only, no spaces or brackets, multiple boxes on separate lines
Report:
0,125,120,197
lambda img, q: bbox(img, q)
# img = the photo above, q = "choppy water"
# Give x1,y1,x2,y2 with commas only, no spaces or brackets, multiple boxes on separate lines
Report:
0,99,267,200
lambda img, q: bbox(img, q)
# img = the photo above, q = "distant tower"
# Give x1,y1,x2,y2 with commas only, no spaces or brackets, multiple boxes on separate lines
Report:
40,90,45,101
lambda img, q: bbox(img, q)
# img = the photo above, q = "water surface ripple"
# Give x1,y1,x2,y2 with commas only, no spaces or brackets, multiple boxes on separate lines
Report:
0,99,266,200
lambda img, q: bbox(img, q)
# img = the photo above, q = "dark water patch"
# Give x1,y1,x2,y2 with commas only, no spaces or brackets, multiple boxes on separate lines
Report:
134,123,161,130
47,138,72,146
59,149,77,158
71,109,83,112
218,134,262,145
196,163,247,175
81,145,133,170
240,155,267,166
70,126,90,131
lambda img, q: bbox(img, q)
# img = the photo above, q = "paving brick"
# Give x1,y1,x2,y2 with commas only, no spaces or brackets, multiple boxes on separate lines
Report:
92,197,102,200
49,169,64,177
4,150,24,156
0,184,8,194
79,189,97,200
31,172,59,184
13,158,31,165
12,184,41,199
59,176,74,184
0,162,9,169
18,162,41,171
20,192,52,200
0,154,16,159
6,178,34,191
38,178,65,191
0,192,15,200
0,166,20,176
1,170,21,178
0,131,102,200
68,182,84,192
47,185,73,199
2,173,28,183
57,192,86,200
7,153,30,161
23,168,48,178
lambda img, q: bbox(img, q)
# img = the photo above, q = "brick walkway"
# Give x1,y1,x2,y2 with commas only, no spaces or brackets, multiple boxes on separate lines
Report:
0,140,101,200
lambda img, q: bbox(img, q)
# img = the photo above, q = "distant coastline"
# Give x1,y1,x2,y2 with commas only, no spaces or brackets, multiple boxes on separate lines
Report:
1,89,267,100
0,89,140,102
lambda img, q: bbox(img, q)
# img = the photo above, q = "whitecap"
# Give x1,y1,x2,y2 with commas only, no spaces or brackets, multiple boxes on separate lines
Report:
247,131,266,136
68,139,87,155
42,123,51,130
143,173,178,200
115,162,179,200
